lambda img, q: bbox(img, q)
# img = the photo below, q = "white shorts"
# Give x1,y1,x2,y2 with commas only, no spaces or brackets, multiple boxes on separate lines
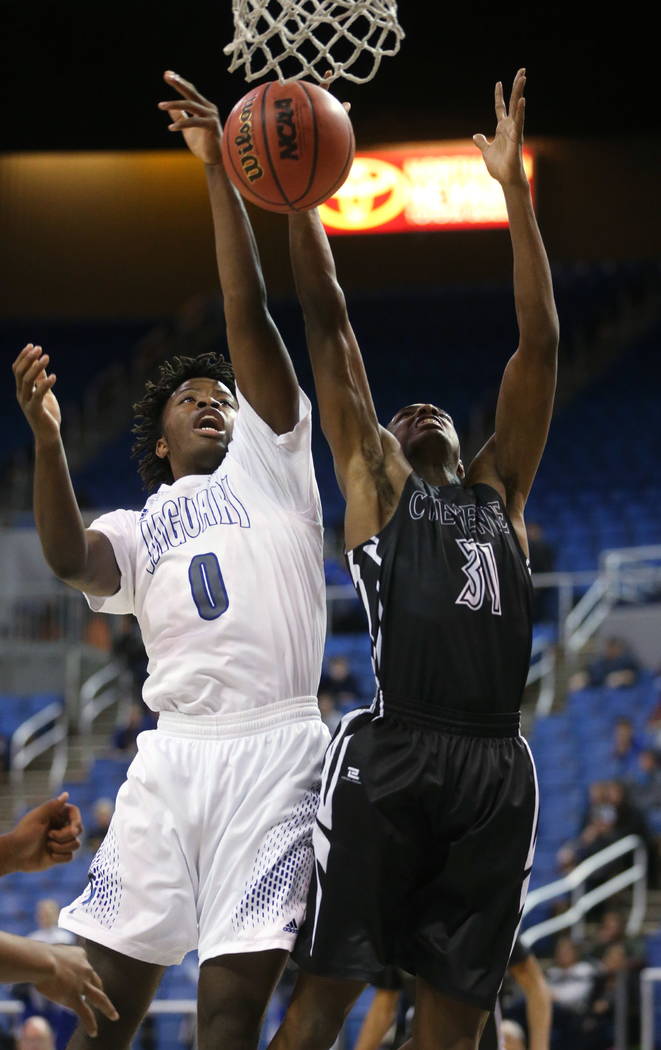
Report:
59,698,329,966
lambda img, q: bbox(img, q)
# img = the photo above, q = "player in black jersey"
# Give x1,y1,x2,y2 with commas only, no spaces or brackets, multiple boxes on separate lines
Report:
268,70,558,1050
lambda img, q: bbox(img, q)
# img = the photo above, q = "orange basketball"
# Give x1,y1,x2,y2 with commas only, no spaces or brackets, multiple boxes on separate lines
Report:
221,80,355,213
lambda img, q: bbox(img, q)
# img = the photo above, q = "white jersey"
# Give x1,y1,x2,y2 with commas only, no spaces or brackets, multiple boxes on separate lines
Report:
86,386,325,716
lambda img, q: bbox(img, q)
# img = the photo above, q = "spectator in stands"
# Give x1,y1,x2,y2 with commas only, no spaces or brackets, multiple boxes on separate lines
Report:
85,798,114,853
645,697,661,752
556,782,618,876
580,942,629,1049
501,1019,526,1050
319,655,360,708
28,900,75,947
526,521,556,623
111,703,155,756
317,690,342,735
630,747,661,809
569,637,641,693
590,907,647,1007
16,1016,55,1050
611,718,645,780
606,778,657,886
545,936,596,1044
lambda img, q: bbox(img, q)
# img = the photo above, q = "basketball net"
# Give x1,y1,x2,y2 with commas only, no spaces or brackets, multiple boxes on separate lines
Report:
223,0,404,84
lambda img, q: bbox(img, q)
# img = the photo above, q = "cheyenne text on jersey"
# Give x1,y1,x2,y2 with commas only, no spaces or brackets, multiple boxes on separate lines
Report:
408,490,510,536
139,475,250,573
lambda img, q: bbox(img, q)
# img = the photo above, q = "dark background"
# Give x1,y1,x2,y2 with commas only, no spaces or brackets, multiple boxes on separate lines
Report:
1,0,657,151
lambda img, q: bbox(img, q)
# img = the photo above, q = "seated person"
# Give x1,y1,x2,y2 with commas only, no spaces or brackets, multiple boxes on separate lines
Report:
569,637,641,693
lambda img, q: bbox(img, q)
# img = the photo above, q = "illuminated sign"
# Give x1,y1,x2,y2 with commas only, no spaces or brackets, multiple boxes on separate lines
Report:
319,144,535,235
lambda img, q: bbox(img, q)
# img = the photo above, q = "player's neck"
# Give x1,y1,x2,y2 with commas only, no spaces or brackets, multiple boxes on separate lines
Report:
170,451,227,481
409,453,461,487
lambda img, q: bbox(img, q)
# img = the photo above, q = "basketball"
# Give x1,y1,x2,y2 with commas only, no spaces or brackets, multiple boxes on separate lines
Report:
221,79,355,213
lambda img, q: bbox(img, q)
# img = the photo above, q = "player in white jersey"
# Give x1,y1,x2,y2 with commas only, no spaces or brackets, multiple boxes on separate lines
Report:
12,71,329,1050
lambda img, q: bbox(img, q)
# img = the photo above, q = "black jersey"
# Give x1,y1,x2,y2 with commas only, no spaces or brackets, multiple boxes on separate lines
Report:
346,473,533,719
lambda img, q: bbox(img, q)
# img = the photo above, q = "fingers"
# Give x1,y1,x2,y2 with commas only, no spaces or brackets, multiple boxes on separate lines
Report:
166,116,217,132
16,349,54,405
514,95,526,138
158,98,213,117
49,850,76,864
85,980,119,1023
75,994,99,1037
64,803,83,836
472,133,489,154
12,343,39,377
509,67,526,119
14,345,47,394
47,836,80,855
494,80,506,121
162,70,209,106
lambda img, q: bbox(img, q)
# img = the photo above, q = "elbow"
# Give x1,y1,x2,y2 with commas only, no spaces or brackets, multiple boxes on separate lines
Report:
52,563,88,590
223,284,269,321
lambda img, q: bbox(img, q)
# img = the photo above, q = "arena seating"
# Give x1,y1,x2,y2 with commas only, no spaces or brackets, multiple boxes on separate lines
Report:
524,672,659,939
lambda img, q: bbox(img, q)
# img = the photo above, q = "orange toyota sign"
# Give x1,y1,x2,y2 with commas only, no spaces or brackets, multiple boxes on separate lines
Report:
319,144,535,235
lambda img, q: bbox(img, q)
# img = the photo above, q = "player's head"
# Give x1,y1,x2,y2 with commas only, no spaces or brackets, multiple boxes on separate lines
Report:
133,352,236,491
387,403,464,482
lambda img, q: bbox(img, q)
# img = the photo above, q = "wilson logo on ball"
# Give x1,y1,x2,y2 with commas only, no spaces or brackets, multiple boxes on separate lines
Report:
274,98,299,161
233,95,264,183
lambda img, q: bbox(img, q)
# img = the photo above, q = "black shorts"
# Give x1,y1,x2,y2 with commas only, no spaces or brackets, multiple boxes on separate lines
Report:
293,705,538,1012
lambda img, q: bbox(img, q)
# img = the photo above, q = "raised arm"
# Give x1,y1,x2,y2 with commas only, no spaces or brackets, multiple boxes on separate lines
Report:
468,70,559,548
159,72,298,434
12,344,121,596
288,208,408,547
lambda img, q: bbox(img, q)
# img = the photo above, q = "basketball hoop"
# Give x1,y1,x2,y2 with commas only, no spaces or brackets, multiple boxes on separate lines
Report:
223,0,404,85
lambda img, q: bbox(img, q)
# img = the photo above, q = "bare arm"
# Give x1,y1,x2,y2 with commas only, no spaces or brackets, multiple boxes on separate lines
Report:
354,988,401,1050
288,208,408,546
12,344,120,595
0,937,118,1036
468,70,559,549
159,72,298,434
510,954,553,1050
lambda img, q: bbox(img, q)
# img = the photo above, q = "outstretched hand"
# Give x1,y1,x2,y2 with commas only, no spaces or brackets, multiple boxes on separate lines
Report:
158,71,223,165
36,944,119,1037
473,68,527,187
13,344,61,443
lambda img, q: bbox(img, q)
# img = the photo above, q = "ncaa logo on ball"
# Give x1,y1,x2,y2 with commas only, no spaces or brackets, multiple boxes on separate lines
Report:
233,95,264,183
274,98,299,161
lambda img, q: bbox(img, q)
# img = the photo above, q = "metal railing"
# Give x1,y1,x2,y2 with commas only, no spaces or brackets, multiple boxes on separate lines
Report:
9,701,68,792
521,834,647,949
79,660,131,756
565,545,661,657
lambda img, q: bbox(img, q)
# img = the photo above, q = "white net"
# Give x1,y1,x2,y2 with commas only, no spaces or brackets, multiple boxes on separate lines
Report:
223,0,404,85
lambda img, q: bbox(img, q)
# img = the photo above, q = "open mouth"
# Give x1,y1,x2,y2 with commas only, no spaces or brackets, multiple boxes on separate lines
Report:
193,413,224,438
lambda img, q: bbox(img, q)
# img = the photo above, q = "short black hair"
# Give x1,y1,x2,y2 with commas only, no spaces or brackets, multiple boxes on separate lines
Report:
132,352,235,492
